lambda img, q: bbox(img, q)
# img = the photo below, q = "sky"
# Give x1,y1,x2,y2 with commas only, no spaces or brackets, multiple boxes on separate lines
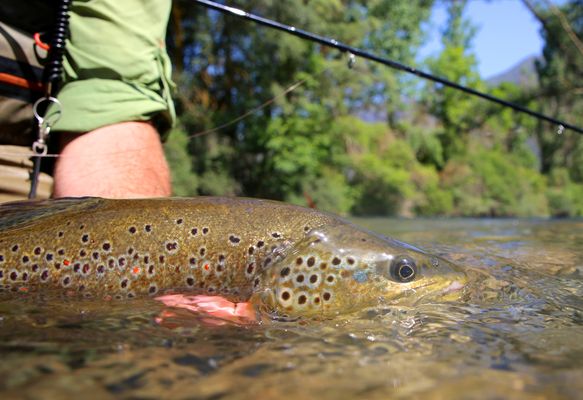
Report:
420,0,548,78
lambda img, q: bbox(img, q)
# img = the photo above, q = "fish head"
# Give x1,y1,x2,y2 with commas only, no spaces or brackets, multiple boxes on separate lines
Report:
252,223,467,319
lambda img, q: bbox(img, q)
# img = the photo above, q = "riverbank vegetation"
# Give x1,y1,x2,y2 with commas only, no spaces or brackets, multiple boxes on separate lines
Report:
164,0,583,217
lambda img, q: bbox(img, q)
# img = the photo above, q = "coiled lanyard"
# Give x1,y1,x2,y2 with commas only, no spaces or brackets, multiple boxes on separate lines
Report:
29,0,72,199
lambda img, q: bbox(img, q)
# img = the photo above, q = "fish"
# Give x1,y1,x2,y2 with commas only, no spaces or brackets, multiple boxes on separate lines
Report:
0,197,466,318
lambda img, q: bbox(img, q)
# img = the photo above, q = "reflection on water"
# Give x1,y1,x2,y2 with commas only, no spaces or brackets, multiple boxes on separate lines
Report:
1,219,582,399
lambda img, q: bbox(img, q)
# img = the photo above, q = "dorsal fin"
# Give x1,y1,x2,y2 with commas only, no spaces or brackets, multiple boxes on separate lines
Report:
0,197,103,231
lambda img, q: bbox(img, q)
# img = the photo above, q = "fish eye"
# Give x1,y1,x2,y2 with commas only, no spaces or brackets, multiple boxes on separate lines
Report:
390,256,417,282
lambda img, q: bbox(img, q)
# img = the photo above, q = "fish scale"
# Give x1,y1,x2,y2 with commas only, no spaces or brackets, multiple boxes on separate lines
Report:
0,197,466,318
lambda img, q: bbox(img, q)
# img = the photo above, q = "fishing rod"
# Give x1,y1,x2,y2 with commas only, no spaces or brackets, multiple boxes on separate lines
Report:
192,0,583,135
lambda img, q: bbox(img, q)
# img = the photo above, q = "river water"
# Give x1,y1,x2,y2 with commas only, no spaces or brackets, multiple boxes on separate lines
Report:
1,218,582,399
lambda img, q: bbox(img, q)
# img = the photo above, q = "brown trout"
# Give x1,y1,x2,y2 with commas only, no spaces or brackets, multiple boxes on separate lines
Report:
0,197,466,318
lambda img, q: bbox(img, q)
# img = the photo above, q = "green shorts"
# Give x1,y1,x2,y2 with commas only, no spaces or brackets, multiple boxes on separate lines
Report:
49,0,176,136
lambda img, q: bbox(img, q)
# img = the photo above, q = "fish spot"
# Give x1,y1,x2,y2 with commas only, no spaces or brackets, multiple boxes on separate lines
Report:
81,233,90,244
21,272,29,282
0,254,3,263
297,294,307,305
159,255,165,263
256,240,265,248
73,263,81,273
107,257,117,270
248,246,255,255
189,257,197,266
127,247,135,255
120,278,129,290
228,235,241,245
54,263,61,270
216,263,225,273
307,256,316,267
347,257,355,265
127,292,135,299
62,275,71,287
21,255,30,264
190,228,198,236
118,257,127,270
199,247,206,257
246,262,255,275
102,242,111,252
323,292,332,301
78,284,85,292
278,289,293,307
165,241,179,254
263,257,272,267
128,226,137,234
254,277,261,288
326,275,335,284
313,296,321,305
271,232,282,239
79,224,84,230
97,264,105,275
82,263,91,275
280,267,291,278
45,253,54,262
79,249,87,258
58,248,65,256
148,285,158,295
218,254,226,264
31,264,39,273
33,247,42,256
148,264,155,275
304,225,310,232
144,224,152,233
202,227,209,235
143,255,150,264
186,277,195,286
309,274,319,284
295,274,305,284
295,257,303,266
332,257,341,266
0,269,3,281
176,218,183,225
11,244,19,252
58,231,64,238
40,270,49,281
281,291,291,301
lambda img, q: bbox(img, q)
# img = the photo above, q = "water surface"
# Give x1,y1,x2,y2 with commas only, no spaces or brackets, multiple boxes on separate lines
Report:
1,218,582,399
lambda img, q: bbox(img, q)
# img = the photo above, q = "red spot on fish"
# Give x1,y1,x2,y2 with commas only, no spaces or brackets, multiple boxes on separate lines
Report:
132,266,140,275
19,287,28,293
204,264,210,271
63,259,70,266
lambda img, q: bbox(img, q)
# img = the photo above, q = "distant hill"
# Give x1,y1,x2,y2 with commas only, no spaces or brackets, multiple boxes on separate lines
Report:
486,55,539,88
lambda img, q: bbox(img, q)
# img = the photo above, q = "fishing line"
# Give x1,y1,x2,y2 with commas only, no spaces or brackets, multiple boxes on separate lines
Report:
192,0,583,135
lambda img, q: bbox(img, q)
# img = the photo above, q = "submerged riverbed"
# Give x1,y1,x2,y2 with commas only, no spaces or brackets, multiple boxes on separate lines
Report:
1,218,582,399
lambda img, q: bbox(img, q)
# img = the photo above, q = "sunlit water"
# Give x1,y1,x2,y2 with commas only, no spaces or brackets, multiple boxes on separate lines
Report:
1,219,582,399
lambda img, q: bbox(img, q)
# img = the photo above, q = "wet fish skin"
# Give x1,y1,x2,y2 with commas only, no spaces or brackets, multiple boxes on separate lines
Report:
0,197,466,318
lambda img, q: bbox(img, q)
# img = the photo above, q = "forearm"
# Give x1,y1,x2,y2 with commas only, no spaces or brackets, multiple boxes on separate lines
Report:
53,122,171,198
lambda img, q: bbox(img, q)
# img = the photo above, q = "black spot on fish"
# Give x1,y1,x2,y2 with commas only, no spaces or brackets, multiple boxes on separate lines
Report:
81,234,89,243
296,274,305,283
263,257,272,267
145,224,152,233
34,247,42,256
73,263,81,273
189,257,197,265
79,224,84,230
40,270,49,281
216,263,224,272
326,275,335,283
82,264,91,275
127,292,135,299
0,270,3,279
281,291,291,301
229,235,241,245
62,276,71,287
143,255,149,264
54,263,61,270
246,263,255,274
120,279,129,289
186,277,195,286
118,257,126,268
218,254,226,263
332,257,341,266
257,240,264,248
347,257,355,265
127,247,134,255
304,226,310,232
22,255,30,263
102,242,111,251
307,257,315,267
58,249,65,256
298,295,307,305
149,285,157,294
202,227,209,235
176,218,183,225
0,255,3,263
248,246,254,255
165,242,178,253
31,264,39,272
323,292,331,301
108,258,116,269
97,265,105,274
45,253,53,262
78,284,85,292
92,252,100,260
21,272,29,282
310,274,318,284
254,278,261,288
58,231,64,238
271,232,281,238
190,228,198,236
133,253,140,261
148,265,155,275
79,249,87,258
128,226,136,234
280,267,291,277
11,244,19,252
9,271,18,281
296,257,303,265
159,255,165,263
199,247,206,257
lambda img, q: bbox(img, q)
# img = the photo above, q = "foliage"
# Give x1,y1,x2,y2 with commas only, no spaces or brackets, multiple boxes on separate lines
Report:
164,0,583,217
